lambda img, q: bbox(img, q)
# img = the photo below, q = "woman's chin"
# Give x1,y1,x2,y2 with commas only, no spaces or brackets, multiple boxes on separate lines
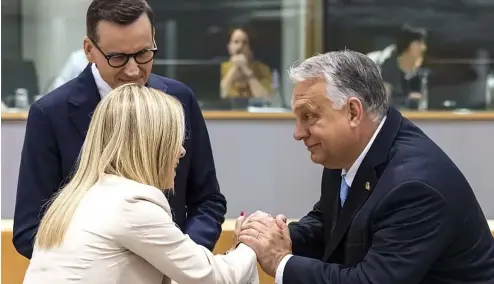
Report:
163,171,176,190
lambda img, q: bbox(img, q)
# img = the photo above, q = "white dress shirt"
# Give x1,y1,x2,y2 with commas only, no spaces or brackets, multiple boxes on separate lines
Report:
91,63,112,99
24,174,259,284
274,115,387,284
49,48,112,99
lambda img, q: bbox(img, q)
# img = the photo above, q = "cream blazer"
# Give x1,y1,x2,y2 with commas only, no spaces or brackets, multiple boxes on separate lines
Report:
23,174,259,284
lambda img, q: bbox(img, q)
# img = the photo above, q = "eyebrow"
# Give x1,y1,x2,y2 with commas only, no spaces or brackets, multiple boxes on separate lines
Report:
106,44,155,56
293,101,318,114
107,48,150,56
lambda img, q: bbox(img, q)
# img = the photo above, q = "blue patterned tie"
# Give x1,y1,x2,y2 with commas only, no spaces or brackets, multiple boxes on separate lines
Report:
340,174,349,207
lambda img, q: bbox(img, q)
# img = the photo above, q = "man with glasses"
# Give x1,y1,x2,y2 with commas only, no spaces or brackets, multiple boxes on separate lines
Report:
13,0,227,259
49,38,158,92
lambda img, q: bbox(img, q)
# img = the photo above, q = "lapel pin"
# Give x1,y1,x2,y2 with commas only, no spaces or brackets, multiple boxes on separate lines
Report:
365,182,371,191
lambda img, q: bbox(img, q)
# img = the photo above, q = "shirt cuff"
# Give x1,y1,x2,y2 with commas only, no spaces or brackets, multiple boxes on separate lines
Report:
275,254,293,284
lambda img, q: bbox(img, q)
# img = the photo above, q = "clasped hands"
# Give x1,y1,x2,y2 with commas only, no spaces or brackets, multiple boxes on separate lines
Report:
233,211,292,277
230,54,254,77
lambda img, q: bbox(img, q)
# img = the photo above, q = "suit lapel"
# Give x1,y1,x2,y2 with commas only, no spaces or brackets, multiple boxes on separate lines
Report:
321,169,343,245
323,163,376,260
321,107,404,261
68,64,101,139
147,74,168,93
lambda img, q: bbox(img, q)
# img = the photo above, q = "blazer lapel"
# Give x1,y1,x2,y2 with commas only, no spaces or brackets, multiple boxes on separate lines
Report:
321,107,404,261
68,64,101,139
321,169,343,245
323,163,377,260
147,74,169,93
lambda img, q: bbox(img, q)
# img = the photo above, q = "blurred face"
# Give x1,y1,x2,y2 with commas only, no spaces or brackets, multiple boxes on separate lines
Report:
292,79,365,169
408,40,427,60
227,29,252,57
84,14,155,89
165,146,186,189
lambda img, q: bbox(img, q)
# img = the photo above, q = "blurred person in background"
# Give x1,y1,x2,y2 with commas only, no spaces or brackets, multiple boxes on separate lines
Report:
23,84,259,284
48,49,87,92
220,27,273,100
13,0,227,260
367,24,428,109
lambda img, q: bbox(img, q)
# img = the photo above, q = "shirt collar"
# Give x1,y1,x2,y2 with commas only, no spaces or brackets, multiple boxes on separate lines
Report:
91,63,112,99
342,115,387,186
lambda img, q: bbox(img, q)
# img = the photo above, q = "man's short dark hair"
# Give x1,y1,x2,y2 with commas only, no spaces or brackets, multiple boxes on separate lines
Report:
86,0,154,42
395,24,427,55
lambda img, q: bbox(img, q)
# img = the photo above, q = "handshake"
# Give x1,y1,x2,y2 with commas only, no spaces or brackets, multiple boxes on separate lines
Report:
231,211,293,277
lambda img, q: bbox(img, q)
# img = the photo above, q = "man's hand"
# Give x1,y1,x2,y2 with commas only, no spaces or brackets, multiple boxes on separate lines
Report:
275,214,287,226
239,212,292,277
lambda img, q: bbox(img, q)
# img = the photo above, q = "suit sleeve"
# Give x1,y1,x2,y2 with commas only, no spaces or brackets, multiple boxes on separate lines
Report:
183,90,227,250
282,181,452,284
288,201,325,259
117,198,258,284
13,102,62,259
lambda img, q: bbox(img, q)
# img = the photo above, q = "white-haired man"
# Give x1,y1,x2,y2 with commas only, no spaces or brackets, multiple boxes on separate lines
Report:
238,50,494,284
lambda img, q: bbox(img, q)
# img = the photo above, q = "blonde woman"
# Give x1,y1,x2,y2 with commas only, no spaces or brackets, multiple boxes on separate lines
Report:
23,84,258,284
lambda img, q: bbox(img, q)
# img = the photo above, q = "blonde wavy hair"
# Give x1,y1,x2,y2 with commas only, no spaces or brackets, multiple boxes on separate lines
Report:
36,83,185,249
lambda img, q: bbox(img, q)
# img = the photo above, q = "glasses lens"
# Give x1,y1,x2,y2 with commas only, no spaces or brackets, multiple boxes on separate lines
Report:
108,55,128,67
135,50,155,64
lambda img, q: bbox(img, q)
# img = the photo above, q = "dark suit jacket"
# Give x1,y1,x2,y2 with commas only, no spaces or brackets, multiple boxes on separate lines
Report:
13,64,227,259
285,107,494,284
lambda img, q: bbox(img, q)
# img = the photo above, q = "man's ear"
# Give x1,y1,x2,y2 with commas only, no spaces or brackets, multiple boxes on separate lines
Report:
83,36,95,63
347,97,364,128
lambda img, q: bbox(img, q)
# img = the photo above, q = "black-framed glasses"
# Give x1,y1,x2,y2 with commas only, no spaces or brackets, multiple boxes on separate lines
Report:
89,37,158,68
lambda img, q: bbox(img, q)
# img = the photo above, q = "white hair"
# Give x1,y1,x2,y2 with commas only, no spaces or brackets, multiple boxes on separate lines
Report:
288,50,389,120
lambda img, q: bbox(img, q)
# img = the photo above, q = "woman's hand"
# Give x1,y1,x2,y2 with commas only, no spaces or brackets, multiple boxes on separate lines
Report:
232,211,285,250
232,212,246,250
